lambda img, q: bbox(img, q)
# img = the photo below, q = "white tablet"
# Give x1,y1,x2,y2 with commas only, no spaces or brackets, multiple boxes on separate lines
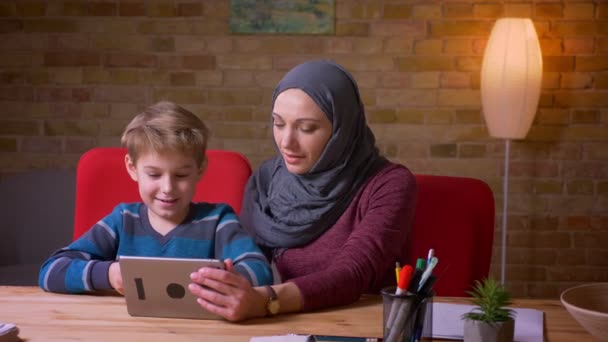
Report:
119,255,225,320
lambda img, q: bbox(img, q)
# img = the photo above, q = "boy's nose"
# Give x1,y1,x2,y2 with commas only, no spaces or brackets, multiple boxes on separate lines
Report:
160,177,174,193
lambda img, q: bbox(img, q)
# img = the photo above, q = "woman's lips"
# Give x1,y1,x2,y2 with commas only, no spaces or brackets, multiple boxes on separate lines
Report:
282,153,304,165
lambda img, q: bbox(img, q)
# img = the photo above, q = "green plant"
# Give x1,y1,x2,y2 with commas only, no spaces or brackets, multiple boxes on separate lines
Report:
463,278,514,323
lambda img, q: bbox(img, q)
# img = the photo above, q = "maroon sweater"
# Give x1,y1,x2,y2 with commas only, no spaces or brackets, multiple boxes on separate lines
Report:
274,162,417,311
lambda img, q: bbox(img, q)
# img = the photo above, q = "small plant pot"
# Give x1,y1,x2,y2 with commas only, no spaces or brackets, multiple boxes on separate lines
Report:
463,318,515,342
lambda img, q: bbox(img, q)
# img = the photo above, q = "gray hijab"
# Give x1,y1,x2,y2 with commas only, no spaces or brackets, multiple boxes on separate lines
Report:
241,60,386,249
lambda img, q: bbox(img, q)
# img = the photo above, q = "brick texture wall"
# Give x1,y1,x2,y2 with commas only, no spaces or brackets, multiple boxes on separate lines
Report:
0,0,606,298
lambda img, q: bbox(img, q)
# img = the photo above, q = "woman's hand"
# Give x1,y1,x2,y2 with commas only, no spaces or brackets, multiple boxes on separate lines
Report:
188,259,268,322
108,262,124,295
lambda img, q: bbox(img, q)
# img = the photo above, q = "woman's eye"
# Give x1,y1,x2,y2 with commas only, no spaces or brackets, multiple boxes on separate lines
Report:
273,122,285,128
300,126,316,133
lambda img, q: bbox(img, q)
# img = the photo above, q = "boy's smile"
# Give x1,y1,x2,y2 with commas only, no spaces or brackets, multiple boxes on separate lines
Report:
125,150,203,234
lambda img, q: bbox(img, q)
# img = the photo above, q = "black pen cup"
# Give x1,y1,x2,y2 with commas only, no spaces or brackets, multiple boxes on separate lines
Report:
381,286,433,342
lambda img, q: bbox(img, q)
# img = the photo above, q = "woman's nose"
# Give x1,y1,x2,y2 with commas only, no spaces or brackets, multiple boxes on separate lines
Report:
280,129,296,149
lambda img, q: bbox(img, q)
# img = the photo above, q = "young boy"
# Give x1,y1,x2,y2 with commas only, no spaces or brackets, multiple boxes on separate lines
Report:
39,101,272,294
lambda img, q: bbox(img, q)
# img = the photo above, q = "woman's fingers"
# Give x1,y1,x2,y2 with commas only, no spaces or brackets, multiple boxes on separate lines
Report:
187,260,268,321
188,282,232,306
187,281,252,321
191,266,249,291
188,267,246,302
194,295,245,322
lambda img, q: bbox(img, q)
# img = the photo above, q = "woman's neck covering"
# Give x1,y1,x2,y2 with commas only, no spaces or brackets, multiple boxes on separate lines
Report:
241,60,386,249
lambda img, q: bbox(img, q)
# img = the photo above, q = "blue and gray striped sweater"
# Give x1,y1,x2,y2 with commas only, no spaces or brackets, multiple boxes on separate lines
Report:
39,202,272,293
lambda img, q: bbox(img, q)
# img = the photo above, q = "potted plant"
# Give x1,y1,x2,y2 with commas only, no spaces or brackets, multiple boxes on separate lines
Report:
462,278,515,342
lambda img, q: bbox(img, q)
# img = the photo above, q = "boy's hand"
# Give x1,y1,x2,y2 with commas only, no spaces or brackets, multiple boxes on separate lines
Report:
108,262,124,295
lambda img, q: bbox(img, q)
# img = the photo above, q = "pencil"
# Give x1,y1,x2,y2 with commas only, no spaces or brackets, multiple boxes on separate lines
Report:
395,262,402,284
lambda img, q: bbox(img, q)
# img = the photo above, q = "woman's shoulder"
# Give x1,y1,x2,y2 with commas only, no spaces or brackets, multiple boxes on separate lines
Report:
349,161,417,215
368,160,416,185
357,161,417,199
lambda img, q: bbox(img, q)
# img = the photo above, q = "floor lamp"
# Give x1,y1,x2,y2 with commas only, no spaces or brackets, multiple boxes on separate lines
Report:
480,18,543,285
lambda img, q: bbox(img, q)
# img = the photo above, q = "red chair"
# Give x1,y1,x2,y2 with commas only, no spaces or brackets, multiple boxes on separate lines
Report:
409,174,495,297
73,147,252,240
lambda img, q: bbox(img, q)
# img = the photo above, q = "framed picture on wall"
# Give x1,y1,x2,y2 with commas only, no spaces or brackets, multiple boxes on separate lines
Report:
230,0,335,35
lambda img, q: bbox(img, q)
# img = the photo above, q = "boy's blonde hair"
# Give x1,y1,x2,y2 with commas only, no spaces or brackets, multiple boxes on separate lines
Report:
121,101,209,167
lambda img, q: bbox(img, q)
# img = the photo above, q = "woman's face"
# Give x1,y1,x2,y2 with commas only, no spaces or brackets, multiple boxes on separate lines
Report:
272,88,333,174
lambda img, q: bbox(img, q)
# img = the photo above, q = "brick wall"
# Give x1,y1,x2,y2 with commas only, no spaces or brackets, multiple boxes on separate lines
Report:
0,0,606,298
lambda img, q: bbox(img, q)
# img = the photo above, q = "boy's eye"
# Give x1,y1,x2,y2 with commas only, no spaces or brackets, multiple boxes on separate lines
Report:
147,174,160,178
175,174,189,178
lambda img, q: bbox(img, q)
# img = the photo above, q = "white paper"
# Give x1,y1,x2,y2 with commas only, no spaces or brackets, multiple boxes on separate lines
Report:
250,335,310,342
431,303,544,342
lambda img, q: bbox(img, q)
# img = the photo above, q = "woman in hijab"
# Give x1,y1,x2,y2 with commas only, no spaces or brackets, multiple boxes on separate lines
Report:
188,60,417,321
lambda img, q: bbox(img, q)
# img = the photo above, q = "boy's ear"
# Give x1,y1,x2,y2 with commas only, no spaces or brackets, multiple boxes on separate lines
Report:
124,154,138,181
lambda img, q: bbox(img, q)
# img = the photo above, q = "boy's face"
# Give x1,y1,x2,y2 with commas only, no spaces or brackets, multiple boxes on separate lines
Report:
125,150,204,231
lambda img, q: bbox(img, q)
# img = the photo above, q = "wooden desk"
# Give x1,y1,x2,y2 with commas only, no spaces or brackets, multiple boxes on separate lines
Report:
0,286,593,341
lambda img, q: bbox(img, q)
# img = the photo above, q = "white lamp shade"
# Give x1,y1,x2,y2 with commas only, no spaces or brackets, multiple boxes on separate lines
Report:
481,18,543,140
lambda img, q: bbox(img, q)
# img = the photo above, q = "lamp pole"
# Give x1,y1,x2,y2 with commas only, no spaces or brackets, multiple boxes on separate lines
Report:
501,139,510,286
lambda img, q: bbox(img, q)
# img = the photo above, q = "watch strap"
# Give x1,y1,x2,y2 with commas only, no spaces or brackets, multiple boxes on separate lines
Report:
264,285,279,316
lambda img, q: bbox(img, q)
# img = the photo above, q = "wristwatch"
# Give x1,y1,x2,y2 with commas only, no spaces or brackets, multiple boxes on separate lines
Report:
264,285,280,316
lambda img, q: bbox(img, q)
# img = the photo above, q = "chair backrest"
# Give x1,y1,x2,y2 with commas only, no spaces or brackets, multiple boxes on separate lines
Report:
73,147,252,240
409,174,495,297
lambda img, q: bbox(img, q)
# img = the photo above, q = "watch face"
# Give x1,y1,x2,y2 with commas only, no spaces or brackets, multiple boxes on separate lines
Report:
268,300,280,315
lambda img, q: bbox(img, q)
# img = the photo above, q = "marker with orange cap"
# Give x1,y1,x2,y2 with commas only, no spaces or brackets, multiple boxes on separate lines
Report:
398,265,414,291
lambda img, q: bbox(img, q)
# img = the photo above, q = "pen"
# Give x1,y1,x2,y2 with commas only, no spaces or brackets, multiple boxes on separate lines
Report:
407,259,426,293
426,249,434,268
417,257,438,292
